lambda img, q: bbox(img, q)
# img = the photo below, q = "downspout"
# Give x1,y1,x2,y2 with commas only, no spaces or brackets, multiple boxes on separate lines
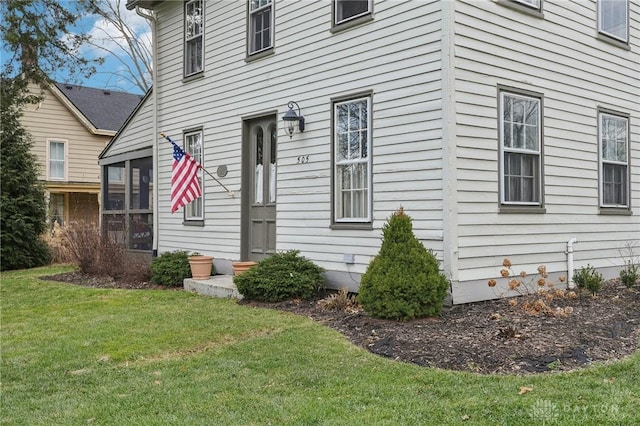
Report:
566,238,578,289
136,5,159,257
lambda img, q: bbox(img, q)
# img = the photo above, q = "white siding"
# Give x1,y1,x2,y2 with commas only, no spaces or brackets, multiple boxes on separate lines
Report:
452,0,640,303
154,0,446,272
103,92,154,157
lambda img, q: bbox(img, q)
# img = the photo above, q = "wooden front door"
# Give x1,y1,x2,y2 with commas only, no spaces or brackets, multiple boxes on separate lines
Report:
244,116,277,261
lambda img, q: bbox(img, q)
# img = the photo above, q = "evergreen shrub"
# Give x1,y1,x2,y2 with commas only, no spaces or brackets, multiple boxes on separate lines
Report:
234,250,324,302
358,207,449,320
150,250,192,287
573,264,603,295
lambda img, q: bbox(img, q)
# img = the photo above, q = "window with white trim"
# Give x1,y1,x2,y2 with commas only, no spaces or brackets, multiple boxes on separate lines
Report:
248,0,274,55
334,0,372,26
334,96,372,222
48,140,66,180
184,130,204,220
333,0,373,25
185,0,204,76
598,0,628,43
511,0,541,10
599,111,629,208
499,91,542,206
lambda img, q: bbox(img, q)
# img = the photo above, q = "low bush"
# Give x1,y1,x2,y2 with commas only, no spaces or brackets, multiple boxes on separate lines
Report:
317,288,360,312
150,250,192,287
358,207,449,320
59,221,152,283
620,260,639,288
573,264,603,295
233,250,324,302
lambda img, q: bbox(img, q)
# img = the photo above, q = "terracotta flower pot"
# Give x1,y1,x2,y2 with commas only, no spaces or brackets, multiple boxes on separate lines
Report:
232,261,257,276
189,255,214,280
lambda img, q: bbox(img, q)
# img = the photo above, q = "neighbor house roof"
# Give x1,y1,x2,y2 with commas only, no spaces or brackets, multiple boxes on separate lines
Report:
54,82,144,133
126,0,163,10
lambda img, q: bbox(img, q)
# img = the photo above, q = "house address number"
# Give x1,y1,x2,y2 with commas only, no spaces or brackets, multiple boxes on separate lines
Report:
297,155,310,164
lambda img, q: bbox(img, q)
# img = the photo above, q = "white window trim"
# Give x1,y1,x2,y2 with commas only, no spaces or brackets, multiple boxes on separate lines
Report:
184,129,204,221
248,0,274,56
334,0,373,26
47,139,68,181
598,111,630,208
498,91,542,206
333,96,373,223
512,0,541,10
597,0,629,43
184,0,204,77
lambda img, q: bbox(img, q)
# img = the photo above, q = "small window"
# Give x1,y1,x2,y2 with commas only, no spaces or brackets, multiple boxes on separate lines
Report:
104,163,125,210
184,130,204,220
248,0,274,56
185,0,204,76
598,0,628,43
512,0,541,9
499,91,543,206
334,0,372,26
49,193,65,227
333,95,372,223
599,111,629,208
48,140,66,180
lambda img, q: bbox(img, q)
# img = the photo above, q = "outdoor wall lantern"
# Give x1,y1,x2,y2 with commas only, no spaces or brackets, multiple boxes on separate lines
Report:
282,101,305,139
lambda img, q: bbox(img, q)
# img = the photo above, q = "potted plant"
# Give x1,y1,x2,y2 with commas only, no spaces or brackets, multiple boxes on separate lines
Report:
232,260,257,276
188,252,214,280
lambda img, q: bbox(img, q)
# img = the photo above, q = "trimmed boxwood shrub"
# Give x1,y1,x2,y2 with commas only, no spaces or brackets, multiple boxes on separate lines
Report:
358,207,449,320
150,250,192,287
234,250,324,302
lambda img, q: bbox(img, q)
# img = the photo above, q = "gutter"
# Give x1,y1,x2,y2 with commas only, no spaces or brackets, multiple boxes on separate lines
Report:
135,5,159,257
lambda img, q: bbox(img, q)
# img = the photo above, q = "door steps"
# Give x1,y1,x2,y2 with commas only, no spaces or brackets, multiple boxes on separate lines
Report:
183,274,243,299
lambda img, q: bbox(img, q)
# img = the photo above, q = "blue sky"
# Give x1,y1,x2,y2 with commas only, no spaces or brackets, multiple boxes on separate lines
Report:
2,0,151,95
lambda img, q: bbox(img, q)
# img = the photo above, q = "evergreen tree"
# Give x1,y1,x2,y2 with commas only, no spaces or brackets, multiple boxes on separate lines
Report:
358,207,449,320
1,80,51,270
1,0,97,270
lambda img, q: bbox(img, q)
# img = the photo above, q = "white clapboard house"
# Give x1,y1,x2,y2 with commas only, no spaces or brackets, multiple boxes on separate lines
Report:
100,0,639,303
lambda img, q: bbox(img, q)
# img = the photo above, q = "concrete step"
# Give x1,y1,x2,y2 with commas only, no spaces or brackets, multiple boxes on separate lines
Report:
183,274,243,299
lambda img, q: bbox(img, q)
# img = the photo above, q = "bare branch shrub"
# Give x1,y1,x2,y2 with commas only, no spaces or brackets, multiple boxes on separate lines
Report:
488,259,575,317
317,287,361,313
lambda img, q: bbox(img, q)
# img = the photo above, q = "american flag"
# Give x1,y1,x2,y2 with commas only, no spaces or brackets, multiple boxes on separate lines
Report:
171,141,202,213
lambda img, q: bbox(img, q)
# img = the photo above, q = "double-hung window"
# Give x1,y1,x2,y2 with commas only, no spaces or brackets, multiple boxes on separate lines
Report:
499,91,543,206
333,0,373,26
185,0,204,76
333,96,372,223
184,130,204,220
48,140,66,180
598,0,629,43
599,111,629,209
248,0,274,56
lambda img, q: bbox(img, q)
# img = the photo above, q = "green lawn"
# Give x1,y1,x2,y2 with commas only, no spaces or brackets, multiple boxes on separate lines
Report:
2,266,638,425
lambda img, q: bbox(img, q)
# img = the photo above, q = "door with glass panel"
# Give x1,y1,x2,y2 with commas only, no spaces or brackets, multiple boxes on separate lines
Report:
246,117,277,261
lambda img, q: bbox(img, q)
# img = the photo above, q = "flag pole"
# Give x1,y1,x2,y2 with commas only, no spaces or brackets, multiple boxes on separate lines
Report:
161,132,235,197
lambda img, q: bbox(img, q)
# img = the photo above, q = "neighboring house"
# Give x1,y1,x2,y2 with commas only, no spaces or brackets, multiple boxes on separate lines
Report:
104,0,639,303
21,82,143,228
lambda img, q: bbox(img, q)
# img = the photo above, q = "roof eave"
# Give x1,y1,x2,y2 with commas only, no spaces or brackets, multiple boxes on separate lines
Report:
126,0,162,10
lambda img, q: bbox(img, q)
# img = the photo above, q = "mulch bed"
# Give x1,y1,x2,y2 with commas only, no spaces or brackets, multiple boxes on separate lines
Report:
43,271,640,375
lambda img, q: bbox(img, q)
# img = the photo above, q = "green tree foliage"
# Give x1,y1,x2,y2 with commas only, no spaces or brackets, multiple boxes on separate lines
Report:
0,0,97,85
1,0,98,270
358,207,449,320
0,81,51,270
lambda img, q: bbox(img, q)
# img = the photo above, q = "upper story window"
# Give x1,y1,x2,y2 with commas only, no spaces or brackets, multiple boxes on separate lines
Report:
333,95,372,223
333,0,373,27
248,0,274,56
499,91,543,207
599,111,629,209
184,130,204,220
185,0,204,77
598,0,628,43
511,0,541,10
48,140,66,180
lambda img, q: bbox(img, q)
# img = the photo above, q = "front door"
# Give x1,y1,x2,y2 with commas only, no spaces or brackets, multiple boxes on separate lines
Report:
244,116,277,261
